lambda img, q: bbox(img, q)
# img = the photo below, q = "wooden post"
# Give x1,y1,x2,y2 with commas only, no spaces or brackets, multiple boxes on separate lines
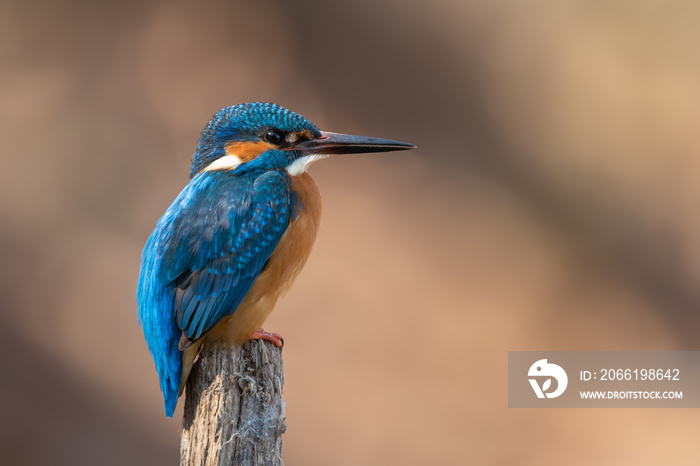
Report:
180,339,286,466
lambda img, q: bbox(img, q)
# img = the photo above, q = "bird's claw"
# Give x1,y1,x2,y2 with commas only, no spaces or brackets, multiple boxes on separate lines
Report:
249,328,284,348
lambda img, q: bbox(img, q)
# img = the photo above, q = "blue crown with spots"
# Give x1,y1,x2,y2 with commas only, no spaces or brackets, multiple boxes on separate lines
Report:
190,103,321,177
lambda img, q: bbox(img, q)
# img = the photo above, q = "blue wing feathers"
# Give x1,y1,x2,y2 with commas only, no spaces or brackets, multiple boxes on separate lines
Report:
137,232,182,417
137,169,292,416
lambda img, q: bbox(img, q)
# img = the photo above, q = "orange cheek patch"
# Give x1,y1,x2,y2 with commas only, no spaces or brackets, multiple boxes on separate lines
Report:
225,141,275,162
296,129,316,141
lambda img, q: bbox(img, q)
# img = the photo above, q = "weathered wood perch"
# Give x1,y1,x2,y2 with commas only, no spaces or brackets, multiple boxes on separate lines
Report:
180,339,286,466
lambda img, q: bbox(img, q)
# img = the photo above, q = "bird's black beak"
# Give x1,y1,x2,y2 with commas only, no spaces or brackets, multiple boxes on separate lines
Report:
296,131,416,155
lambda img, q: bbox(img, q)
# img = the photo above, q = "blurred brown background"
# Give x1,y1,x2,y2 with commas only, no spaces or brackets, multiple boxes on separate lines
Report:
2,0,700,464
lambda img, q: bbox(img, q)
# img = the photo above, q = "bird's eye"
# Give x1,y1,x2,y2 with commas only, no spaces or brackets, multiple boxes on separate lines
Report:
264,129,284,145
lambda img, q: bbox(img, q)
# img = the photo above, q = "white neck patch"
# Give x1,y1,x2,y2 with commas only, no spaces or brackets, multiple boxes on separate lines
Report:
286,154,329,176
202,154,243,172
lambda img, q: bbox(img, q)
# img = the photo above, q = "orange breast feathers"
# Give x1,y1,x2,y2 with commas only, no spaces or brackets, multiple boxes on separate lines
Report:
180,173,322,390
219,171,322,343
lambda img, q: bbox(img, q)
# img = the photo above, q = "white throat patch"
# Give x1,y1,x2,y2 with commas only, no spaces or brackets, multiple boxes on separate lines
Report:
202,154,243,172
286,154,329,176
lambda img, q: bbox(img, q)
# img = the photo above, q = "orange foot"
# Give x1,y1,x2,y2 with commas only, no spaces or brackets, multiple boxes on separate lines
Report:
249,328,284,348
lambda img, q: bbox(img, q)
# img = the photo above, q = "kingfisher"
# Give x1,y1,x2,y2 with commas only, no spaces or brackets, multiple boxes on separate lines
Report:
137,102,415,417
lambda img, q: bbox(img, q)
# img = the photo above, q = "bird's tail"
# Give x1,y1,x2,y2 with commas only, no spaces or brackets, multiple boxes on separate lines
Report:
179,338,204,396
